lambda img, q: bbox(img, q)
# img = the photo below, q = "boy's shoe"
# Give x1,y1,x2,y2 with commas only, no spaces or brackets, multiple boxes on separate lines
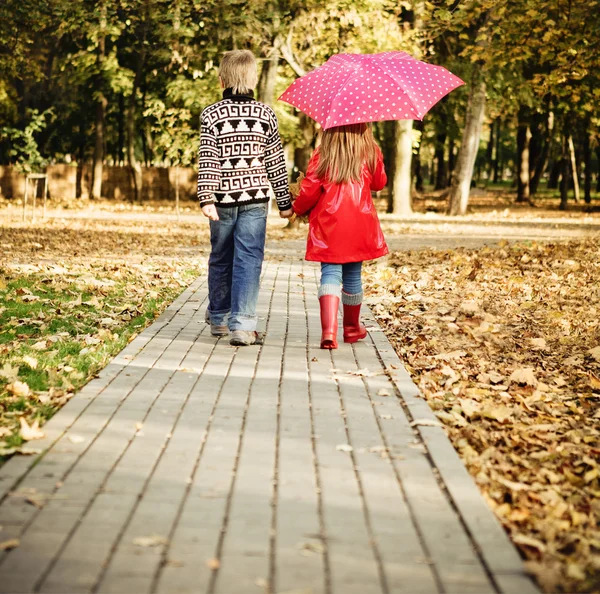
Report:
230,330,260,346
205,309,229,337
211,324,229,337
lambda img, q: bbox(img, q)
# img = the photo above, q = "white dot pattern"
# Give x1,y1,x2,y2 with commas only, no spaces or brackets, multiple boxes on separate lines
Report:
279,51,465,129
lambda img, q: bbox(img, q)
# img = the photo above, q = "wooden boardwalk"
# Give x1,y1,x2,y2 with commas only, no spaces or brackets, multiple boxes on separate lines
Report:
0,260,538,594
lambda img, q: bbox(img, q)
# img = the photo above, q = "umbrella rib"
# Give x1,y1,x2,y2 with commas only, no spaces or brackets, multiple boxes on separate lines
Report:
376,61,424,119
323,66,362,129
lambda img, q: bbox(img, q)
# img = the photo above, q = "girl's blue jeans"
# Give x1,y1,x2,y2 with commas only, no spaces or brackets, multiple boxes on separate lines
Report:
320,262,363,298
207,203,267,331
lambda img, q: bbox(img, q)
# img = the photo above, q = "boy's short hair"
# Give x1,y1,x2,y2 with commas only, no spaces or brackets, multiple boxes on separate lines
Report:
219,50,258,94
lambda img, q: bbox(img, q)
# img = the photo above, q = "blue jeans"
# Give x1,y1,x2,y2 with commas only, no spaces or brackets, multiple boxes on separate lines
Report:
208,203,267,331
320,262,363,298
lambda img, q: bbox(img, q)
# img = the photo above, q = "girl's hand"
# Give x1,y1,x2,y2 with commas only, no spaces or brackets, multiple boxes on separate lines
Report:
279,208,294,219
201,204,219,221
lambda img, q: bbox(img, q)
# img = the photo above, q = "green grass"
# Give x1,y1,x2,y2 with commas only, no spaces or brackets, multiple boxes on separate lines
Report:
0,266,200,463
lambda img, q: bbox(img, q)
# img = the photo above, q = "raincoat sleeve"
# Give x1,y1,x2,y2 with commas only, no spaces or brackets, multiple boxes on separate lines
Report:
292,152,323,216
371,149,387,192
197,110,221,207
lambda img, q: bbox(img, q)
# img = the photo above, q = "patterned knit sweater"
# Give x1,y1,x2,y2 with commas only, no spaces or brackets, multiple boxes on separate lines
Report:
197,89,291,210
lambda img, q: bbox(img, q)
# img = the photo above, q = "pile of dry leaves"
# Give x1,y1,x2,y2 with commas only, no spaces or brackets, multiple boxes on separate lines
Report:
364,239,600,594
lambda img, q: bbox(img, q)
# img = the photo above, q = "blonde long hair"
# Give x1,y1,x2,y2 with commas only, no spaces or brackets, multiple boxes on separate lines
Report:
316,123,380,184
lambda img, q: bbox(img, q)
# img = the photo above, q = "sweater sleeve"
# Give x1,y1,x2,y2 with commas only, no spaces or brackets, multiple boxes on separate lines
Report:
197,111,221,207
264,110,292,211
292,150,322,216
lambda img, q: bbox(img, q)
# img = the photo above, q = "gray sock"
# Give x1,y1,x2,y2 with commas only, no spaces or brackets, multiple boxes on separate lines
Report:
318,284,342,298
342,291,363,305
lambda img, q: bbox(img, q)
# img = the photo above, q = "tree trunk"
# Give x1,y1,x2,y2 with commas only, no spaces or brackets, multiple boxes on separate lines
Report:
127,89,143,201
596,146,600,193
413,120,424,192
91,4,106,200
257,50,279,105
448,136,456,177
293,113,316,178
175,165,180,220
391,120,413,215
582,126,592,205
76,136,86,199
559,133,570,210
493,118,501,182
568,135,580,203
530,111,554,195
117,94,125,166
516,107,532,203
447,76,486,215
485,118,494,185
548,159,561,189
91,97,106,199
434,131,447,190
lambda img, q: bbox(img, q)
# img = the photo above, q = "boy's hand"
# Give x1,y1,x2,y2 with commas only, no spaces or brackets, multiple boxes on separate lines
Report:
279,208,294,219
201,204,219,221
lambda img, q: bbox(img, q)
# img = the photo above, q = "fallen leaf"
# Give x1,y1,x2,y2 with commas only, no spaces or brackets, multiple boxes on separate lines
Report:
530,338,547,349
459,398,481,419
335,444,353,452
19,418,45,441
509,367,537,387
6,381,30,397
513,533,546,553
206,558,220,570
0,363,19,382
459,300,480,316
299,541,325,555
67,435,85,444
410,418,443,428
589,346,600,361
0,539,20,551
133,535,169,547
377,388,390,397
22,356,38,369
482,405,514,423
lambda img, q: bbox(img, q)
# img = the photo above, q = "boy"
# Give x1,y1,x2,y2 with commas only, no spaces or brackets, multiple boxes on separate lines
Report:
198,49,293,346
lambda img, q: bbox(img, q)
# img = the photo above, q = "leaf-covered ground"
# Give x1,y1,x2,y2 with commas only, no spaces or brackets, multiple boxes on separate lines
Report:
364,239,600,594
0,218,207,461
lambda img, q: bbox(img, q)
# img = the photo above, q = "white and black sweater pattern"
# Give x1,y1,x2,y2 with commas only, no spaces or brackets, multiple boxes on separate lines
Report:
197,91,291,210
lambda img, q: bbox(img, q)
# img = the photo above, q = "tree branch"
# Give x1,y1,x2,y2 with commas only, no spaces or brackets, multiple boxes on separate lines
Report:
279,29,306,77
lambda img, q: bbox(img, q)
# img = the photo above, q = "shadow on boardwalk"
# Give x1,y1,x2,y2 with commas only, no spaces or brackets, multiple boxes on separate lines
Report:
0,261,538,594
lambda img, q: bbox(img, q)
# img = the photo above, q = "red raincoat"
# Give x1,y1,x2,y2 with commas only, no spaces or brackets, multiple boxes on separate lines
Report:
292,148,388,263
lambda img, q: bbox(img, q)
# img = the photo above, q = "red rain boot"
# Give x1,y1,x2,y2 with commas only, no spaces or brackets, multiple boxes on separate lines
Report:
319,295,339,349
343,303,367,343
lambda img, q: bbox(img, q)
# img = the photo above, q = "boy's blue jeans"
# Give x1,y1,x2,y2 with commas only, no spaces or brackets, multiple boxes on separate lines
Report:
319,262,363,303
207,203,267,331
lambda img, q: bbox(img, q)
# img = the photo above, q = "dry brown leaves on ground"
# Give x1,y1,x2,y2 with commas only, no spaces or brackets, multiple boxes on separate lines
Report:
364,239,600,594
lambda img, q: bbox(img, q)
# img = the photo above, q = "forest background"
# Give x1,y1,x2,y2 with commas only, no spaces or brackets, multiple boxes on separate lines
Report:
1,0,600,216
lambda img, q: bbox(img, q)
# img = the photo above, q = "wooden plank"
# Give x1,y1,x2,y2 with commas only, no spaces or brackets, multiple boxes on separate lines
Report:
334,341,439,594
274,263,324,594
304,272,382,594
155,265,276,594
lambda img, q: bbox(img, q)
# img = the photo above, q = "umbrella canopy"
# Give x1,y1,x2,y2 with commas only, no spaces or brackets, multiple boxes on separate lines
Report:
278,51,464,129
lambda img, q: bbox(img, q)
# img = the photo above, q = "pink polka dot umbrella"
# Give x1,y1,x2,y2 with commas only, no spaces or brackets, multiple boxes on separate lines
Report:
278,51,464,129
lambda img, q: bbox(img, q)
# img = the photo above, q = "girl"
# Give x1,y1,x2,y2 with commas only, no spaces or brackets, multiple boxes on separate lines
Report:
292,123,388,349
